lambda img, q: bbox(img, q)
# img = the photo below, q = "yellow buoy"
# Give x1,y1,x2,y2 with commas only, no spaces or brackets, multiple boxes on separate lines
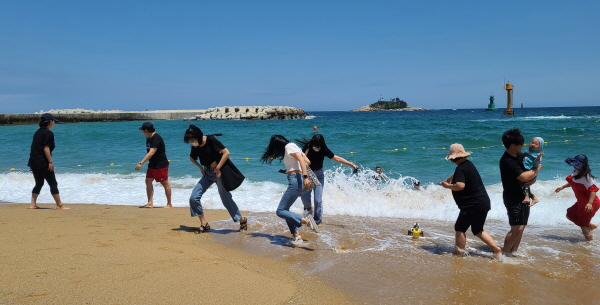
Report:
565,140,569,142
394,148,398,151
110,163,115,166
350,152,354,154
10,168,16,171
403,148,407,150
77,165,82,167
245,157,249,161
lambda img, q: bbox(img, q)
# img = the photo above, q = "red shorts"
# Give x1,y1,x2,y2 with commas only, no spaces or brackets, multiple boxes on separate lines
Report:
146,166,169,182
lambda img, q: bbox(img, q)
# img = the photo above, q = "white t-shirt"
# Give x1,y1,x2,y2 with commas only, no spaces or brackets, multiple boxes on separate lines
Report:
283,143,303,173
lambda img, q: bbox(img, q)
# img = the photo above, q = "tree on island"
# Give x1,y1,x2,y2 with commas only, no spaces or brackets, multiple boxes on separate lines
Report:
370,97,408,109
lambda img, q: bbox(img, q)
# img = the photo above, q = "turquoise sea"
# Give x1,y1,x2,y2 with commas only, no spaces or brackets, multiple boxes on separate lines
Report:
2,106,600,303
1,107,600,220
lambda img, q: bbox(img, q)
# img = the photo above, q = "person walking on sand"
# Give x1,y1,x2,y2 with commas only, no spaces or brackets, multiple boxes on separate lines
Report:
555,155,600,241
28,113,69,210
297,134,358,225
134,122,172,208
440,144,502,259
184,125,247,233
260,135,319,245
499,128,541,256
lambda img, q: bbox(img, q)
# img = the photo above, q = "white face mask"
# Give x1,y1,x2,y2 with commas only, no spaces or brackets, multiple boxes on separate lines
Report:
312,146,321,152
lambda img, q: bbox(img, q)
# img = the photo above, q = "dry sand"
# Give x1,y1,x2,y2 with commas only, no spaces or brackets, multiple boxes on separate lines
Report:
0,204,353,304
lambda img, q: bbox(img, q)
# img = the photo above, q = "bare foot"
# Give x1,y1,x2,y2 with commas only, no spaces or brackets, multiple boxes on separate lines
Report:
454,247,469,257
29,205,41,209
492,246,504,261
164,204,173,209
582,226,594,241
590,223,598,231
139,204,154,208
56,205,71,210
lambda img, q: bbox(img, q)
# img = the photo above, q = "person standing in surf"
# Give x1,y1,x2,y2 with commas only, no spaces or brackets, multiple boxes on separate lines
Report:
134,122,172,209
440,144,502,259
28,113,69,210
499,128,540,256
555,154,600,241
184,124,247,233
297,134,358,225
260,135,319,245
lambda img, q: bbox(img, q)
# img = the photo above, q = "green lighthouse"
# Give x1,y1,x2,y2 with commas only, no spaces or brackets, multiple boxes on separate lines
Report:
485,94,497,111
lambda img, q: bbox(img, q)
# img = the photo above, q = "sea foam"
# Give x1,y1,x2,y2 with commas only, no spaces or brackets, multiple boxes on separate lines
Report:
1,169,581,227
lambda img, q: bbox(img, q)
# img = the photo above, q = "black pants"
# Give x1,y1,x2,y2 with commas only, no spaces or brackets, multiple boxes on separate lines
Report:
31,167,59,195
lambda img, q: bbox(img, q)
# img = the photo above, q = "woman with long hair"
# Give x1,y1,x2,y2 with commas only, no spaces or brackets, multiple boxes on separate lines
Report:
260,135,319,244
555,154,600,241
297,134,358,225
28,113,69,210
184,124,246,233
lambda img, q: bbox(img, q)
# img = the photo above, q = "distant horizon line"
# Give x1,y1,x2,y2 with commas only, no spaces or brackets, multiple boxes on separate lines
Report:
3,105,599,115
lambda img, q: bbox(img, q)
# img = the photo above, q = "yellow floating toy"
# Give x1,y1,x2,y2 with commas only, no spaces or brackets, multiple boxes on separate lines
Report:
408,222,425,239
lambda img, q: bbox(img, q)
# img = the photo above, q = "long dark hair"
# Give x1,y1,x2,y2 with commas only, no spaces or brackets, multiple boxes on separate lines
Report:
260,135,290,164
184,124,203,143
296,133,328,152
574,155,597,180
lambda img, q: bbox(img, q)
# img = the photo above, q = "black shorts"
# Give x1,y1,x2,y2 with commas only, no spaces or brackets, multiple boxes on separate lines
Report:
454,208,489,235
505,202,530,226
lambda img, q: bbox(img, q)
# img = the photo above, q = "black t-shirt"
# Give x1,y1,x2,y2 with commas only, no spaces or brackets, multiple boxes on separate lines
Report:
451,159,491,210
305,146,335,170
146,133,169,169
190,135,226,167
499,151,526,205
28,128,55,169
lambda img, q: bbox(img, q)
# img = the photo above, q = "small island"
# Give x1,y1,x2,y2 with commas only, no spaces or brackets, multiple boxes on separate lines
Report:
351,97,430,112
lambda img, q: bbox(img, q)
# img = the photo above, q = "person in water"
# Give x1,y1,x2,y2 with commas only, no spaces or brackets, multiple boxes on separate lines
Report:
28,113,70,210
440,144,502,259
134,122,172,208
260,135,319,245
499,128,540,256
521,137,544,205
555,154,600,241
373,166,388,181
297,134,358,225
184,125,247,233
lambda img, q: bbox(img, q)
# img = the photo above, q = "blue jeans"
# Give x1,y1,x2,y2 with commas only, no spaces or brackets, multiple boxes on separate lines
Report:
277,173,304,235
301,168,325,224
189,168,242,222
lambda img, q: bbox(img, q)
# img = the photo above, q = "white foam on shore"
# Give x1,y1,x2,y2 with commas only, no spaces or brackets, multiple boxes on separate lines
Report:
0,169,589,227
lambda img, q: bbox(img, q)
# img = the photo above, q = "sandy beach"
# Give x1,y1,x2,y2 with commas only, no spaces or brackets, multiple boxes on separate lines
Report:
0,204,352,304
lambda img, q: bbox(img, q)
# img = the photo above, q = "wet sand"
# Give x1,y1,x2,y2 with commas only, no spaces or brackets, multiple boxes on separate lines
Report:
0,204,352,304
212,213,600,304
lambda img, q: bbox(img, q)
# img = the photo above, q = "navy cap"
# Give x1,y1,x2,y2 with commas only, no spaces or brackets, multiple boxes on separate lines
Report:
565,154,588,170
41,113,59,123
139,122,154,130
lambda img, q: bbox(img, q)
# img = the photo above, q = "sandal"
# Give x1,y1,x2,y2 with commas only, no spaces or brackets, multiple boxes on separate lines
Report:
239,217,248,232
194,223,211,234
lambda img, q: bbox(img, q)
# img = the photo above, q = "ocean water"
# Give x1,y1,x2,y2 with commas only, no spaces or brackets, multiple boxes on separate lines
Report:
2,107,599,225
2,106,600,302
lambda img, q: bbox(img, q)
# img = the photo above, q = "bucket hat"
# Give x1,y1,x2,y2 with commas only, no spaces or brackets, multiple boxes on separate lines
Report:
445,143,472,160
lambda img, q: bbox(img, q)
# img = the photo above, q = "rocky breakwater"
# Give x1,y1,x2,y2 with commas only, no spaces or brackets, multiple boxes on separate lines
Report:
188,106,309,120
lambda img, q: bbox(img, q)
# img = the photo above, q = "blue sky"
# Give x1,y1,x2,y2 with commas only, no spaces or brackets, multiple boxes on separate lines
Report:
1,1,598,112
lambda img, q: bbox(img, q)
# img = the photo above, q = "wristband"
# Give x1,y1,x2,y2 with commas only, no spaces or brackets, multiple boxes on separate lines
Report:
303,175,308,179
